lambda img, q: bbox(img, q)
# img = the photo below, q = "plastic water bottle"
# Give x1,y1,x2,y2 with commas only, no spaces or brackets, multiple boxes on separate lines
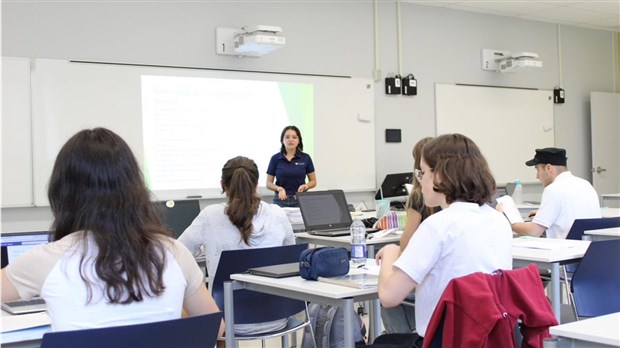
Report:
350,218,367,267
512,180,523,204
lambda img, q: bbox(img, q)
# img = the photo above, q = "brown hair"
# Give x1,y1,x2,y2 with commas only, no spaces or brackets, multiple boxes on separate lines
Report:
422,133,495,205
48,128,169,304
222,156,261,244
407,137,438,220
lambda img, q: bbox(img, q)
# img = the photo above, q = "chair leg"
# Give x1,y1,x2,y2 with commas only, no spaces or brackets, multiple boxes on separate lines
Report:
304,302,318,348
561,266,579,321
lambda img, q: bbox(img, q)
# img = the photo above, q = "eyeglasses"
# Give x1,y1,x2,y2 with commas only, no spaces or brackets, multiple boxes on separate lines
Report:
414,169,425,182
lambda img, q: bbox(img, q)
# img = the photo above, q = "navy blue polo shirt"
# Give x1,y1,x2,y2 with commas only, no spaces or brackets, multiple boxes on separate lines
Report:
267,151,315,196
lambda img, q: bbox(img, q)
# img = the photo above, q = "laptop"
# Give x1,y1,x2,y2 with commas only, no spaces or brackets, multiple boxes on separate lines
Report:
246,262,300,278
1,231,51,314
490,186,508,209
297,190,357,237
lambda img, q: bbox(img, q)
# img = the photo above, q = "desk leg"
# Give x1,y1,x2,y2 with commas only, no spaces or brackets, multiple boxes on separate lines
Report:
367,245,376,258
368,298,381,344
342,298,355,347
550,263,561,323
224,281,238,348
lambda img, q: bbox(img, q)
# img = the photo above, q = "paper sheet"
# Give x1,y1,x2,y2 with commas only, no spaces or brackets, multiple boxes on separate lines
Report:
496,195,524,224
1,311,51,333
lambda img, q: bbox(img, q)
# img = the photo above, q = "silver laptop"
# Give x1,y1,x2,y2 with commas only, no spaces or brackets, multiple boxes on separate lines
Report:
246,262,300,278
1,231,50,314
297,190,356,237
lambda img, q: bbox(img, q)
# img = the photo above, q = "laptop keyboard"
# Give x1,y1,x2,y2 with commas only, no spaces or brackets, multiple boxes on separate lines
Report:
5,298,45,307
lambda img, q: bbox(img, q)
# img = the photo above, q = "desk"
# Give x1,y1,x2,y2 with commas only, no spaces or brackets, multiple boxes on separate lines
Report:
226,261,381,347
601,208,620,218
1,310,50,347
295,232,400,257
548,312,620,347
511,237,590,323
584,227,620,241
601,193,620,207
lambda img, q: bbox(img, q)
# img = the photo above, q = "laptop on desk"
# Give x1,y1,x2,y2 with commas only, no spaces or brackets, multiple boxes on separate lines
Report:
246,263,300,278
297,190,359,237
1,231,51,315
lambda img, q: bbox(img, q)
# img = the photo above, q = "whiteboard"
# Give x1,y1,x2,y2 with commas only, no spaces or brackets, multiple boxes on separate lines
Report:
2,57,33,207
30,59,375,206
435,84,554,185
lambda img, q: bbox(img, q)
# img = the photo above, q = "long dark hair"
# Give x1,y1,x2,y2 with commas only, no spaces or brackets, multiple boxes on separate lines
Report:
422,133,495,205
48,128,170,304
279,125,304,154
222,156,261,244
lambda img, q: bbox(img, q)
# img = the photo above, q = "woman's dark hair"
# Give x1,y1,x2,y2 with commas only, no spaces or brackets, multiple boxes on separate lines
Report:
407,137,437,220
48,128,170,304
222,156,261,245
422,133,495,205
279,125,304,154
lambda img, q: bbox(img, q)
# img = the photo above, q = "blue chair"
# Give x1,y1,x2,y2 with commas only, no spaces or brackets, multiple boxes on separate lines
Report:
563,217,620,318
40,312,222,348
570,239,620,318
211,243,314,347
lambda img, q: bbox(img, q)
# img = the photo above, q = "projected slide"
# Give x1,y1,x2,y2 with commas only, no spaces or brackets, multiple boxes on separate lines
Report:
141,75,313,193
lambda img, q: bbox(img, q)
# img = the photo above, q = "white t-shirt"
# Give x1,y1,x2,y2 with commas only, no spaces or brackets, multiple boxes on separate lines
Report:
393,202,513,337
533,171,601,239
6,232,204,332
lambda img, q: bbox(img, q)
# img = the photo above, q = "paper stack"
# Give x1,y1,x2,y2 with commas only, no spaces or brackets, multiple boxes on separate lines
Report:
282,207,304,225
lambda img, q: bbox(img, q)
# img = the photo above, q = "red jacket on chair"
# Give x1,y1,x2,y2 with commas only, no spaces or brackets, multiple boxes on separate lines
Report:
423,264,558,348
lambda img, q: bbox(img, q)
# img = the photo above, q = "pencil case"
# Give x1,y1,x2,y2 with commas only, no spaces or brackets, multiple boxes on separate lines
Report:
299,247,350,281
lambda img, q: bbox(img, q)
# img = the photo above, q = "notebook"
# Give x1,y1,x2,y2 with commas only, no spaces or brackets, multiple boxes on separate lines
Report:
1,231,51,314
297,190,355,237
246,262,300,278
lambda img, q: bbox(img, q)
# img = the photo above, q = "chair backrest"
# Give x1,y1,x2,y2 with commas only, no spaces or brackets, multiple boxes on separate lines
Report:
565,217,620,272
566,217,620,241
570,239,620,318
211,243,308,324
40,312,222,348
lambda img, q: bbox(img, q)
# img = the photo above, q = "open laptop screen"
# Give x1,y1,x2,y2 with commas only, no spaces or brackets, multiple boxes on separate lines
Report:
297,190,353,230
1,231,52,268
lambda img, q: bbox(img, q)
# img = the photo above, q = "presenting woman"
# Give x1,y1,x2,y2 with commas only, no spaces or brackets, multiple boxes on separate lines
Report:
266,125,317,207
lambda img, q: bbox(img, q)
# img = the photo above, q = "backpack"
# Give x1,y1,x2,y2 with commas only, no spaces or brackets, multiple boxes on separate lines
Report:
301,303,366,348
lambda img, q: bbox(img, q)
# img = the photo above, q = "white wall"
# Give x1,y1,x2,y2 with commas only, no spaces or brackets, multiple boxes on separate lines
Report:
1,1,616,231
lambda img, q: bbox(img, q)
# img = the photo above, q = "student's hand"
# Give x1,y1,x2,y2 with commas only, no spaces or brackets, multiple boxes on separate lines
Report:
495,202,504,213
528,210,538,218
277,188,288,200
297,184,308,192
375,244,400,265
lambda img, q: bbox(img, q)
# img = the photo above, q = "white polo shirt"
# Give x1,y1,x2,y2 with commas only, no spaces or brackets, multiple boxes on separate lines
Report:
533,171,601,239
393,202,513,337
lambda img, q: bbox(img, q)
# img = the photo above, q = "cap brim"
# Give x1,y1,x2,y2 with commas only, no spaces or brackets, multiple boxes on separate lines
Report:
525,159,539,166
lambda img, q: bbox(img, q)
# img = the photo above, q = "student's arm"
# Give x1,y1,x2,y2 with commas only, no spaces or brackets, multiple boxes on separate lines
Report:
376,244,417,308
183,284,225,338
298,172,317,192
1,269,21,303
399,208,422,251
266,175,287,200
511,222,546,237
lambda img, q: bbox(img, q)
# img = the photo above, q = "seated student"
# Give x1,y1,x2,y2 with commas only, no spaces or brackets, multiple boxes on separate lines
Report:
0,128,223,336
499,147,601,239
178,156,295,335
381,137,439,334
376,133,513,347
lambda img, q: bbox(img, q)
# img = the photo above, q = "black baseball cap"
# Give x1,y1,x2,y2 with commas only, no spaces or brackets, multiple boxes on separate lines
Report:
525,147,567,166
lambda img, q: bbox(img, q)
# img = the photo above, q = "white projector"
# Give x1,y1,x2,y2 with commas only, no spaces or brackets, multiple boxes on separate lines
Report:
498,52,543,73
234,31,285,57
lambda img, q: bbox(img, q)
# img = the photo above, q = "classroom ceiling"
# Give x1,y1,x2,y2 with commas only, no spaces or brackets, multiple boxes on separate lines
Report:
412,0,620,32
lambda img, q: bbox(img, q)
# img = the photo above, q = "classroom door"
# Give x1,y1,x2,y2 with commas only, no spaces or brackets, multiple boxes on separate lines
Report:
590,92,620,198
